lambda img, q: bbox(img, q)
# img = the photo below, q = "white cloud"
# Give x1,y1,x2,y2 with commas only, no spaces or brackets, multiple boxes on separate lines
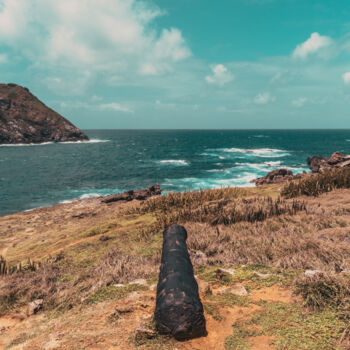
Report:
292,97,307,108
0,54,7,63
0,0,190,77
254,92,276,104
293,32,332,59
205,64,233,86
99,103,133,113
342,72,350,84
155,100,176,109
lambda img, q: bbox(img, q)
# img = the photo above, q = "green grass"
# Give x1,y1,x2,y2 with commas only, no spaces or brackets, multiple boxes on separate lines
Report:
204,303,223,321
224,301,347,350
86,284,147,304
196,265,300,290
250,302,346,350
207,293,250,307
225,323,259,350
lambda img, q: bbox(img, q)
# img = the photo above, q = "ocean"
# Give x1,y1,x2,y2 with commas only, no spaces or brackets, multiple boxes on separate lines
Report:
1,129,350,216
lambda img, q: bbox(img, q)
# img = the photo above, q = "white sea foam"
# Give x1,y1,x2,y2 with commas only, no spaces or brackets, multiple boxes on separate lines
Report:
59,199,75,204
80,193,101,199
0,139,110,147
264,161,281,166
0,141,54,147
286,166,309,174
58,188,123,205
158,160,189,166
59,139,110,144
221,147,290,158
163,170,258,190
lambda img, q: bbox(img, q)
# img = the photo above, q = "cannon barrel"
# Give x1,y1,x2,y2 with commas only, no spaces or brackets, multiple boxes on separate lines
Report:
154,225,206,340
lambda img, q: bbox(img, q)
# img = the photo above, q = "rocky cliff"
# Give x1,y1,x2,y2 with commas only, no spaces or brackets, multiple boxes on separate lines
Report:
0,83,88,144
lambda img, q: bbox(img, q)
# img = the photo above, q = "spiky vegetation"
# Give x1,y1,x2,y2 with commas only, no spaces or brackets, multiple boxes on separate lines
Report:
131,188,306,229
282,167,350,198
0,250,158,315
294,273,350,315
0,256,40,276
133,187,249,214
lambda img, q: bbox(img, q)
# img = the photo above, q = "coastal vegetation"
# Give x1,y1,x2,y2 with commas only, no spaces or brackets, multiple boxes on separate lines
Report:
1,177,350,348
282,167,350,198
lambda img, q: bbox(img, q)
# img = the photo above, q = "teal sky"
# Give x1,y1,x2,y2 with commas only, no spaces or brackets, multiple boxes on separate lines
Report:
1,0,350,129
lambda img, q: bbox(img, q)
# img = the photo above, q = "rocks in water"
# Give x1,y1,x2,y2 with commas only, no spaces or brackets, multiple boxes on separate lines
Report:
154,225,207,341
253,168,305,186
27,299,43,316
0,83,88,144
307,152,350,173
101,184,161,204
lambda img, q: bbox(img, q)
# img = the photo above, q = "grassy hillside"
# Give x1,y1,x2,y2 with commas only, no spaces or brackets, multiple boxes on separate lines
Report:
1,171,350,349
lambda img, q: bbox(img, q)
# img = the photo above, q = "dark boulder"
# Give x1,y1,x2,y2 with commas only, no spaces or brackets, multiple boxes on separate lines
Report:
101,184,161,204
307,156,328,173
253,168,305,186
154,225,206,340
307,152,350,173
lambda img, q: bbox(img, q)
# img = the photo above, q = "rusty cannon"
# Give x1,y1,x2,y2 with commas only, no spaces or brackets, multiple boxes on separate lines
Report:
154,225,206,340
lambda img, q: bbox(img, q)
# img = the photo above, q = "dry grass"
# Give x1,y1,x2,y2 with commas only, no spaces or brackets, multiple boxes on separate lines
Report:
0,249,159,315
2,184,350,348
185,217,350,271
133,187,249,214
155,197,306,228
294,273,350,313
131,188,306,229
282,167,350,198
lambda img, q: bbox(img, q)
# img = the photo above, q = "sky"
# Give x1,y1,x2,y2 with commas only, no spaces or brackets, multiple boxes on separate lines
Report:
1,0,350,129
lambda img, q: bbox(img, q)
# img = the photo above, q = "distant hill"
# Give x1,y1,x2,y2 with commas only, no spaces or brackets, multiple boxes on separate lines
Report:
0,83,88,144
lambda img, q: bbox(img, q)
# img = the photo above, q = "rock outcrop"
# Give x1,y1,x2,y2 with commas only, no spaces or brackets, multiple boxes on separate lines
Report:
101,184,161,204
0,83,88,144
253,168,305,186
253,151,350,186
307,152,350,173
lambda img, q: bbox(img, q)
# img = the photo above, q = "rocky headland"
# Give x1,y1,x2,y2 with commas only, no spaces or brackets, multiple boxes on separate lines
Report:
0,83,88,144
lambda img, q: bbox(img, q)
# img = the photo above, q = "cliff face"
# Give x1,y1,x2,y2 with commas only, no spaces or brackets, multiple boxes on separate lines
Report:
0,83,88,144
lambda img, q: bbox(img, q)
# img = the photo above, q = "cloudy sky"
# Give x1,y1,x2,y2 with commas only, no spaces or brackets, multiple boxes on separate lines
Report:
1,0,350,129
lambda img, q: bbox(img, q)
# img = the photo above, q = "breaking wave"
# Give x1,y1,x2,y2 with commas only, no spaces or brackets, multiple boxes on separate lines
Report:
158,160,189,166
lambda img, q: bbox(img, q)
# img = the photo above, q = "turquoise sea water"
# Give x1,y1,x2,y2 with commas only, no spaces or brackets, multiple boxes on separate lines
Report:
1,129,350,216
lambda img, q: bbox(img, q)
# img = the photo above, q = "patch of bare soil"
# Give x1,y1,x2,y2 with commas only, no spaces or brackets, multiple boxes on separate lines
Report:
0,283,291,350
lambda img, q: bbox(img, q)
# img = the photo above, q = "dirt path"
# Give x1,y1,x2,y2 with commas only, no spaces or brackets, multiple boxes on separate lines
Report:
0,283,291,349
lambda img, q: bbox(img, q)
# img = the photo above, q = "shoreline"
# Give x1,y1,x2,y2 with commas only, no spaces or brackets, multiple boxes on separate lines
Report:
0,139,110,147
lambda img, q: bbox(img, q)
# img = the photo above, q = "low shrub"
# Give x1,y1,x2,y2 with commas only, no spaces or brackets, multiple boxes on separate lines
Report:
294,273,350,314
282,167,350,198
